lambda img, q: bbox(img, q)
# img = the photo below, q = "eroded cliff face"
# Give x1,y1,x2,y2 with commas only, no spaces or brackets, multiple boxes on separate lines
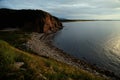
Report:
0,9,63,33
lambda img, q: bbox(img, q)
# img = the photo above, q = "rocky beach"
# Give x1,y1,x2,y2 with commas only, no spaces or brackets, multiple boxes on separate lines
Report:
0,8,119,80
26,32,119,80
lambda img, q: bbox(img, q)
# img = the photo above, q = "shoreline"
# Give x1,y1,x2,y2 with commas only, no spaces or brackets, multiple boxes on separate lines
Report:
27,32,119,80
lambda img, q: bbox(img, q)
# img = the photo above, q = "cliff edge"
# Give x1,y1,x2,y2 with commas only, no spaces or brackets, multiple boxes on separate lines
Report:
0,8,63,33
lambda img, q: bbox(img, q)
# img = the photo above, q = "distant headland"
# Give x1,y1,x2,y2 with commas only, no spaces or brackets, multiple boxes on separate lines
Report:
0,8,63,33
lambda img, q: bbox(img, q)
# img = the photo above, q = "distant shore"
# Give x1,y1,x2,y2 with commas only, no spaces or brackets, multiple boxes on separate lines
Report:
26,32,119,80
60,19,120,22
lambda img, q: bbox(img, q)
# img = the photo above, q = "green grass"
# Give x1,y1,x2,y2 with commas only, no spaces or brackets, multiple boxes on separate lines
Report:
0,40,108,80
0,31,30,50
0,31,109,80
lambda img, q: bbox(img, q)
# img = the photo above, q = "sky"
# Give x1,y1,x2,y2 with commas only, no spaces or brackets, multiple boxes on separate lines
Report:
0,0,120,19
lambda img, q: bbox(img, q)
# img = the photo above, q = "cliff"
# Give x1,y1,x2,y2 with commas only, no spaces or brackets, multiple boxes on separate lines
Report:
0,8,63,33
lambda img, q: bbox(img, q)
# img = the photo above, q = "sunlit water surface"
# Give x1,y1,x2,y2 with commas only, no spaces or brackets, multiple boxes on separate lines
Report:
53,21,120,76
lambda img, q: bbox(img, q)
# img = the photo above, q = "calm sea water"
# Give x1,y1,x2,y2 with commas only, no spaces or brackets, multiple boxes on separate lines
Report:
53,21,120,76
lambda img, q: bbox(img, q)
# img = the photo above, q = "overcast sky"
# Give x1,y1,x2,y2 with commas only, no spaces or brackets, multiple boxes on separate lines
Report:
0,0,120,19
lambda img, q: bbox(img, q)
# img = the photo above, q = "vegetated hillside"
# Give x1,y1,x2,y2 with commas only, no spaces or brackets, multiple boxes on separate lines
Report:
0,8,109,80
0,34,107,80
0,8,63,33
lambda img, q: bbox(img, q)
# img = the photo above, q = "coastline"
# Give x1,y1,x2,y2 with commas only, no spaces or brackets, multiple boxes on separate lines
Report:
26,32,119,80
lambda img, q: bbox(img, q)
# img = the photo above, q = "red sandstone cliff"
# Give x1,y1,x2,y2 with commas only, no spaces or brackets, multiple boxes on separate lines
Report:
0,9,63,33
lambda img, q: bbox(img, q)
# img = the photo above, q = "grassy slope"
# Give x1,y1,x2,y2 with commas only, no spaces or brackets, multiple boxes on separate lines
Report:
0,31,30,50
0,31,108,80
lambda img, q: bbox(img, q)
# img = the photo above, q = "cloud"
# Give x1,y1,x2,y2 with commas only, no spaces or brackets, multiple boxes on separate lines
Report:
0,0,120,19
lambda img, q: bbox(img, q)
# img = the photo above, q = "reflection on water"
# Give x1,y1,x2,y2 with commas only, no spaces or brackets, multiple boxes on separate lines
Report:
103,36,120,71
53,21,120,76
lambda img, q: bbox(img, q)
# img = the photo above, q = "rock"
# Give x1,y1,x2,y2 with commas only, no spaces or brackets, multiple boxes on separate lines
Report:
13,62,24,69
0,8,63,33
